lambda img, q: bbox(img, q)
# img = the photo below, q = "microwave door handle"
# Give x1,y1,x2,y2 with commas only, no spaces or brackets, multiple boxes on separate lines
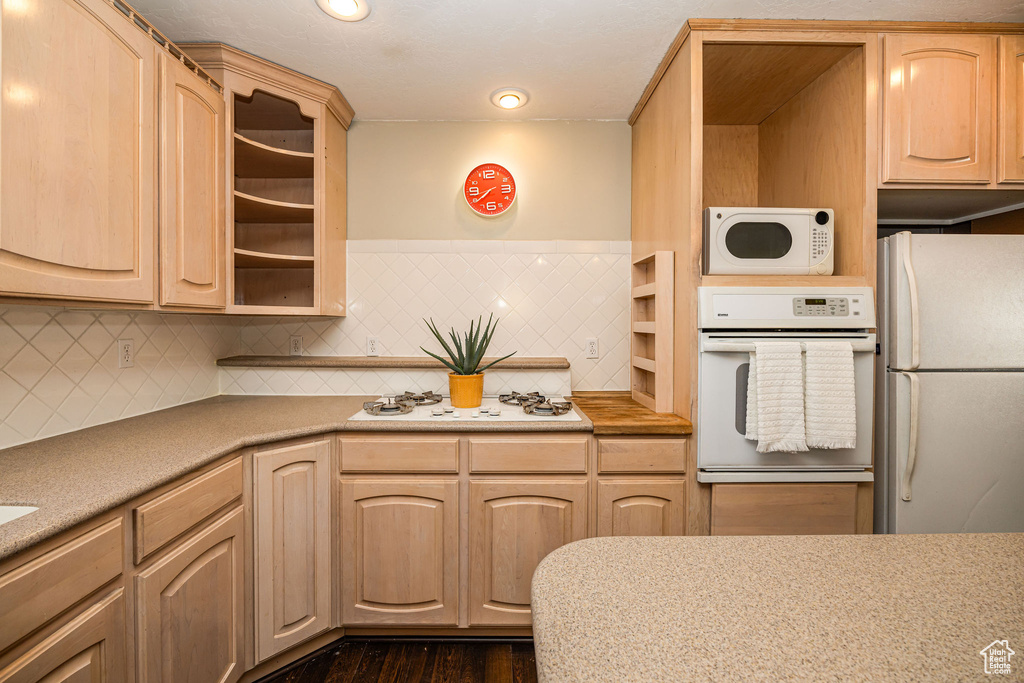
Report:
899,232,921,370
899,371,921,502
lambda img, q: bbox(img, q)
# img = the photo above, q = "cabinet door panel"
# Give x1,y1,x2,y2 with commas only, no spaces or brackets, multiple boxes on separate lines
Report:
883,34,995,183
999,35,1024,182
469,480,587,626
135,507,244,683
254,440,331,660
0,589,126,683
597,480,686,537
711,483,857,535
341,479,458,625
0,0,156,302
159,54,225,308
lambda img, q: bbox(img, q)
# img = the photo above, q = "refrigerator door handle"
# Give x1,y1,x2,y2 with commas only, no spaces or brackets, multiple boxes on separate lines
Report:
899,232,921,370
900,371,921,501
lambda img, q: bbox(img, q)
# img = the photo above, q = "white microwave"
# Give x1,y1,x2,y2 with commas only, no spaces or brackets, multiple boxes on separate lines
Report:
702,207,834,275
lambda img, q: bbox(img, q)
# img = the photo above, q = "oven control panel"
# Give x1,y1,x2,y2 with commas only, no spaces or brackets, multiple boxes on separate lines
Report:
793,296,854,316
697,287,875,329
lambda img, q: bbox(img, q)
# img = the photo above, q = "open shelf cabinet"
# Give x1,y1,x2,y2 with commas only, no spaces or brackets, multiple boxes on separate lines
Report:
179,42,353,316
631,251,674,413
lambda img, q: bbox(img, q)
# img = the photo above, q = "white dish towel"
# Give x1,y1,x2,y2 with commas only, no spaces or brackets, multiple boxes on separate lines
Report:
745,341,808,453
804,341,857,449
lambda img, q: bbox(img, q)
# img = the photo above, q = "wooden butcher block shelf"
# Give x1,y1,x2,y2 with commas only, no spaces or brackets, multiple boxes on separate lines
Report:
570,392,692,436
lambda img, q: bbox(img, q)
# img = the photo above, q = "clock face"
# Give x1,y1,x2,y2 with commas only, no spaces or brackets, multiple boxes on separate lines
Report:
464,163,516,217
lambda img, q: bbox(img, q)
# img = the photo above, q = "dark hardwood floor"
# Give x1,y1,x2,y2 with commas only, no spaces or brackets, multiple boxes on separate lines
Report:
260,639,538,683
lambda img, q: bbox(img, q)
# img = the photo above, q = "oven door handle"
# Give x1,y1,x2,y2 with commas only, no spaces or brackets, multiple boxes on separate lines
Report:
702,340,876,353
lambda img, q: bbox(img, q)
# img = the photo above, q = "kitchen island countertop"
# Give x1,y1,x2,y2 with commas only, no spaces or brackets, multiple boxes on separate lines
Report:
0,394,592,562
531,534,1024,682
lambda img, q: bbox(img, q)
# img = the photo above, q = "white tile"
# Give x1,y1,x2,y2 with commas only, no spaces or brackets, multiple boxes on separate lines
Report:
556,240,610,254
398,240,452,253
6,345,51,391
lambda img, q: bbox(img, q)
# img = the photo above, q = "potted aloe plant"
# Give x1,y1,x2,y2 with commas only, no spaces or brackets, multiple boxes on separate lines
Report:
421,314,516,408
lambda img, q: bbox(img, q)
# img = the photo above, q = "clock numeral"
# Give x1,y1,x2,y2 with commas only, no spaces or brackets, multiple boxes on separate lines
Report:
498,203,504,208
468,186,480,196
502,177,509,182
471,180,478,185
482,169,496,179
486,201,497,211
503,196,510,201
501,184,512,193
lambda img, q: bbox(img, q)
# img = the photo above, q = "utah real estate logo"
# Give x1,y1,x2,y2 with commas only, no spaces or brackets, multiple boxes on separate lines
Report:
980,640,1015,675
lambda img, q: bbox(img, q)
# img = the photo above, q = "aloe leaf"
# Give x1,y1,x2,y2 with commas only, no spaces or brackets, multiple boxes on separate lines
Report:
424,318,459,366
477,350,517,373
420,347,462,374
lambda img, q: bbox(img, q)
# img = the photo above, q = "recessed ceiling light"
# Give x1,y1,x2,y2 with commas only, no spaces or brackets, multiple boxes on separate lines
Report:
491,88,529,110
316,0,370,21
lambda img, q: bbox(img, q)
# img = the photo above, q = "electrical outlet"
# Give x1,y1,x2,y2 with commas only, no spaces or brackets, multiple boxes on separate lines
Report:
289,336,303,356
117,339,134,368
366,337,381,357
585,338,599,359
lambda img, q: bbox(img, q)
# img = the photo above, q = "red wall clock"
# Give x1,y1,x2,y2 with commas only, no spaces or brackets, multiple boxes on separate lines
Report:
464,163,516,217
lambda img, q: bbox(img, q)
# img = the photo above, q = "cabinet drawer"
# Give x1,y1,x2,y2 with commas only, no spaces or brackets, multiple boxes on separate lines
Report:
597,438,686,473
132,457,242,563
0,518,123,653
711,483,858,536
340,437,459,473
468,437,588,473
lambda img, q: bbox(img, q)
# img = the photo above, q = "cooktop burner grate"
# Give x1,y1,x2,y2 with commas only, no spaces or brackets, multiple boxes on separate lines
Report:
392,391,443,406
498,391,546,407
362,397,414,416
523,399,574,416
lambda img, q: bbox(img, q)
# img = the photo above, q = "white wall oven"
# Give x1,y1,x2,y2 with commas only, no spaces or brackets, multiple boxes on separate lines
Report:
697,287,875,483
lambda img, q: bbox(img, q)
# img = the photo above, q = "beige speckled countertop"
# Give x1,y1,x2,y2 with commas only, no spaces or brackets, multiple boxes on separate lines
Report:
532,535,1024,682
0,395,592,562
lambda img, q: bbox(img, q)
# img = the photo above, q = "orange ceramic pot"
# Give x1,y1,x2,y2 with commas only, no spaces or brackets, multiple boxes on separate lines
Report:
448,373,484,408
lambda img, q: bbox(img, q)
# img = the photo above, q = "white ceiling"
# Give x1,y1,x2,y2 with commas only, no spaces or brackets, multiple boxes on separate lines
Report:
132,0,1024,121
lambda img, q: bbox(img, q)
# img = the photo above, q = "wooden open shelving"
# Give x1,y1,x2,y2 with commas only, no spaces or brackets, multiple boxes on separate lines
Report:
631,251,674,413
231,90,317,310
233,133,314,178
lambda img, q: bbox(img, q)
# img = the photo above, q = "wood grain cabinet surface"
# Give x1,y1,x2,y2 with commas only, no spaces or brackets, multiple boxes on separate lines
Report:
135,507,245,683
253,440,331,660
0,589,127,683
999,35,1024,183
341,479,459,626
882,33,997,184
468,480,587,626
710,483,858,536
597,480,686,537
158,52,226,309
0,0,157,303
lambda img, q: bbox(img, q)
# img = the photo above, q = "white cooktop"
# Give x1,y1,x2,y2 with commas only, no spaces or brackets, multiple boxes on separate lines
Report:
348,396,582,423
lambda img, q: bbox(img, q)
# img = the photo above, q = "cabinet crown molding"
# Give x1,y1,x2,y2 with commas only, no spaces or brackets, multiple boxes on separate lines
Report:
629,18,1024,125
177,42,355,128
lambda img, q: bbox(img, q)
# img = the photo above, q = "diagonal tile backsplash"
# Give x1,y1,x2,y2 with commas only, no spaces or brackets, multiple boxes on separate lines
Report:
236,240,632,393
0,240,631,450
0,307,241,449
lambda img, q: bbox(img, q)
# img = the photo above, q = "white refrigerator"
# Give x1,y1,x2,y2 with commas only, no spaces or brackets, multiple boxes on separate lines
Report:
877,232,1024,533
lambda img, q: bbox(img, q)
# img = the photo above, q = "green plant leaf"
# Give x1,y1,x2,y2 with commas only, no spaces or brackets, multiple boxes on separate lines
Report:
477,350,517,373
420,347,462,374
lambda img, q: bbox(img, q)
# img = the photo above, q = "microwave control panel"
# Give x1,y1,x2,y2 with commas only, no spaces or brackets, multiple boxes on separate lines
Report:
811,227,831,260
793,297,856,317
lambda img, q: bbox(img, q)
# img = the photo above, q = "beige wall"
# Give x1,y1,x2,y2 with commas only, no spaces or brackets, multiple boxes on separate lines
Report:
347,120,631,240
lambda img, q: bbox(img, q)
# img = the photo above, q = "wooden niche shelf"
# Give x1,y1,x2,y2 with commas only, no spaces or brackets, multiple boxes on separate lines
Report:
180,42,352,316
631,251,674,413
699,38,876,287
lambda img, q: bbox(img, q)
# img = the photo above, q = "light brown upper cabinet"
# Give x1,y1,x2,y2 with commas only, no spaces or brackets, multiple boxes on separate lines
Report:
999,35,1024,182
0,0,157,303
882,33,997,184
180,43,353,316
253,439,331,661
158,53,226,309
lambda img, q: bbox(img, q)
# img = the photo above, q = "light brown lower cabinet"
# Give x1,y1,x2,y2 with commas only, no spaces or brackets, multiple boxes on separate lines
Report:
597,479,686,536
254,440,331,661
468,480,587,626
135,507,245,683
341,479,459,626
0,588,127,683
710,483,858,536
